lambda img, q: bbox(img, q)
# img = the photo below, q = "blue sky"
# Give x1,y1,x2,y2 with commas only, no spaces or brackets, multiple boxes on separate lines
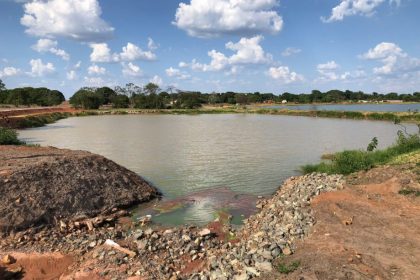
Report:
0,0,419,98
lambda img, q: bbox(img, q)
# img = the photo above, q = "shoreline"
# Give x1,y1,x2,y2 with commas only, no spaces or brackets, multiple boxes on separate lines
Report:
1,152,418,279
1,106,419,130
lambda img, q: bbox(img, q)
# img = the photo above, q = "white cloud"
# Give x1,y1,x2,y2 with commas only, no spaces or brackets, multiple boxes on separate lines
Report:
66,70,77,80
32,38,70,60
0,67,21,78
174,0,283,38
89,43,118,63
147,38,158,50
184,36,272,72
28,58,55,77
322,0,400,22
316,60,367,82
281,47,302,57
20,0,113,42
88,64,106,75
121,62,143,77
90,42,156,63
361,42,420,75
165,67,191,80
120,43,156,61
268,66,304,84
83,76,105,87
150,75,163,86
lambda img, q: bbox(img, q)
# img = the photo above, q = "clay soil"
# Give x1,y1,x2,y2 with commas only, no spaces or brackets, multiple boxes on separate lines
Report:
262,163,420,280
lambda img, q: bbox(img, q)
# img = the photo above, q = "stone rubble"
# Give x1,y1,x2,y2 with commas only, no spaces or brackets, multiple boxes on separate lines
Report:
0,173,343,280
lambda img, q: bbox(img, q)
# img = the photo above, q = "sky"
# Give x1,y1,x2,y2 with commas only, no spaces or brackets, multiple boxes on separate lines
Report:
0,0,419,98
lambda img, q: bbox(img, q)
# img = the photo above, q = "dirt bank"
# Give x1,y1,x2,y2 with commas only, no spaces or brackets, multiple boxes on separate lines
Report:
0,157,419,279
0,146,159,234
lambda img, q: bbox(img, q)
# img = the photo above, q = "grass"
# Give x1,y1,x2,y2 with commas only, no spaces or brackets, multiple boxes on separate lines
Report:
16,112,70,128
278,261,301,274
302,132,420,175
0,127,25,145
398,188,420,197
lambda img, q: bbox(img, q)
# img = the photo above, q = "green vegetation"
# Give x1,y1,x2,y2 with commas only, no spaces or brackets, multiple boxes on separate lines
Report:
15,112,70,128
398,188,420,197
0,127,25,145
302,129,420,175
67,80,420,110
278,261,301,274
0,80,64,106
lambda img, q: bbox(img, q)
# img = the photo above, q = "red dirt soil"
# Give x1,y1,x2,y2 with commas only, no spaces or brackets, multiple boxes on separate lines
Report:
0,252,73,280
262,164,420,280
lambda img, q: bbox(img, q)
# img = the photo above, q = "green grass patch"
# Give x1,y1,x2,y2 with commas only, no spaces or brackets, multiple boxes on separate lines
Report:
16,112,70,128
302,132,420,175
278,261,301,274
0,127,25,145
398,188,420,197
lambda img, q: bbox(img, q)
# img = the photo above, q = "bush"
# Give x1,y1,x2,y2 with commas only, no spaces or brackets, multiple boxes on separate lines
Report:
0,127,25,145
302,131,420,175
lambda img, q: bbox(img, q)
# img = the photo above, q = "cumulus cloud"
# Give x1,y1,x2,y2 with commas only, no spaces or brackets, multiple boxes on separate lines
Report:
66,70,77,80
150,75,163,86
121,62,143,77
281,47,302,57
32,38,70,60
88,64,106,75
322,0,400,22
90,42,156,63
28,58,55,77
174,0,283,38
183,36,272,72
83,76,105,87
268,66,304,84
361,42,420,75
147,38,158,50
316,60,366,82
165,67,191,80
0,67,21,78
20,0,114,42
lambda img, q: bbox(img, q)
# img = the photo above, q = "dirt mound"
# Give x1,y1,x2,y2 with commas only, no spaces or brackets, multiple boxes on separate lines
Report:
263,163,420,280
0,146,159,234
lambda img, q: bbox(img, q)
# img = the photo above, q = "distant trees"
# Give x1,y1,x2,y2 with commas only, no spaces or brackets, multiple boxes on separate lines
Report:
0,86,65,106
0,79,5,91
68,82,420,110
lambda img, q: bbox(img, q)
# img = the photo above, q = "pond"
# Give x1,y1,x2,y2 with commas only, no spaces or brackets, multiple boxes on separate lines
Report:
18,114,417,226
258,103,420,112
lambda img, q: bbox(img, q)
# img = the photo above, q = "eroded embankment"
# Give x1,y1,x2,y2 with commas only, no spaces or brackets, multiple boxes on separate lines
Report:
1,152,419,280
0,146,159,234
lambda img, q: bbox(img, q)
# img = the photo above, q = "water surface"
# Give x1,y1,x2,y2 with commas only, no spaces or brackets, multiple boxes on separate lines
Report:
18,114,417,225
260,103,420,112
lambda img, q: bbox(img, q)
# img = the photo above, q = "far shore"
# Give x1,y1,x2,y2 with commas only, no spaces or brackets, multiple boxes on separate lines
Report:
1,105,419,130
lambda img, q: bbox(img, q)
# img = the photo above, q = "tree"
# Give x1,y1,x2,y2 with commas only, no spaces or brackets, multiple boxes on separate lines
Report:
144,83,160,95
0,79,5,91
69,89,103,109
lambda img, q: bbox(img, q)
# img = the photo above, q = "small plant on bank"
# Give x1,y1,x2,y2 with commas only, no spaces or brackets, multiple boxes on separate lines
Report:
0,127,25,145
398,188,420,197
367,137,378,152
278,260,301,274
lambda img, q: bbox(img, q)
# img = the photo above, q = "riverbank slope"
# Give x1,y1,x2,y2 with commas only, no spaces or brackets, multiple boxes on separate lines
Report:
0,146,419,279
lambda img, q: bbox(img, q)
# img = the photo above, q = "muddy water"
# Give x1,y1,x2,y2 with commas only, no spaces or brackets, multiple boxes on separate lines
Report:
18,114,418,225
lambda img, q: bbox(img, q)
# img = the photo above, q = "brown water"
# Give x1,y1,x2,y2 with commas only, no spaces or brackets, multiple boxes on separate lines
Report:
18,114,417,225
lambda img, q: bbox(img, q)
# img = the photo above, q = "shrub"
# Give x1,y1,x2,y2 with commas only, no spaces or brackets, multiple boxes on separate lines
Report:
0,127,25,145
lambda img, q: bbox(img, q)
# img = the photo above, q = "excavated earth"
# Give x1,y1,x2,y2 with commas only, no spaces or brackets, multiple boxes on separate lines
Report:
0,146,160,234
0,145,419,280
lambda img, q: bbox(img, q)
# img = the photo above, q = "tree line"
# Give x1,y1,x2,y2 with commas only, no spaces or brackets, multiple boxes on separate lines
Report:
0,79,65,106
69,83,420,110
1,78,419,109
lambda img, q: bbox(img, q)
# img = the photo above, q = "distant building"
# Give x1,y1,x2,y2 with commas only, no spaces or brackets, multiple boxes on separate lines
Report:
282,100,288,104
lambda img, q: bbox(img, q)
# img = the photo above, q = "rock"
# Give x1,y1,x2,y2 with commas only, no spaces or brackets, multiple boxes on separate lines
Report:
88,241,96,248
271,247,282,258
233,272,248,280
199,228,211,237
2,254,15,265
283,247,292,256
245,266,260,276
255,261,273,272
